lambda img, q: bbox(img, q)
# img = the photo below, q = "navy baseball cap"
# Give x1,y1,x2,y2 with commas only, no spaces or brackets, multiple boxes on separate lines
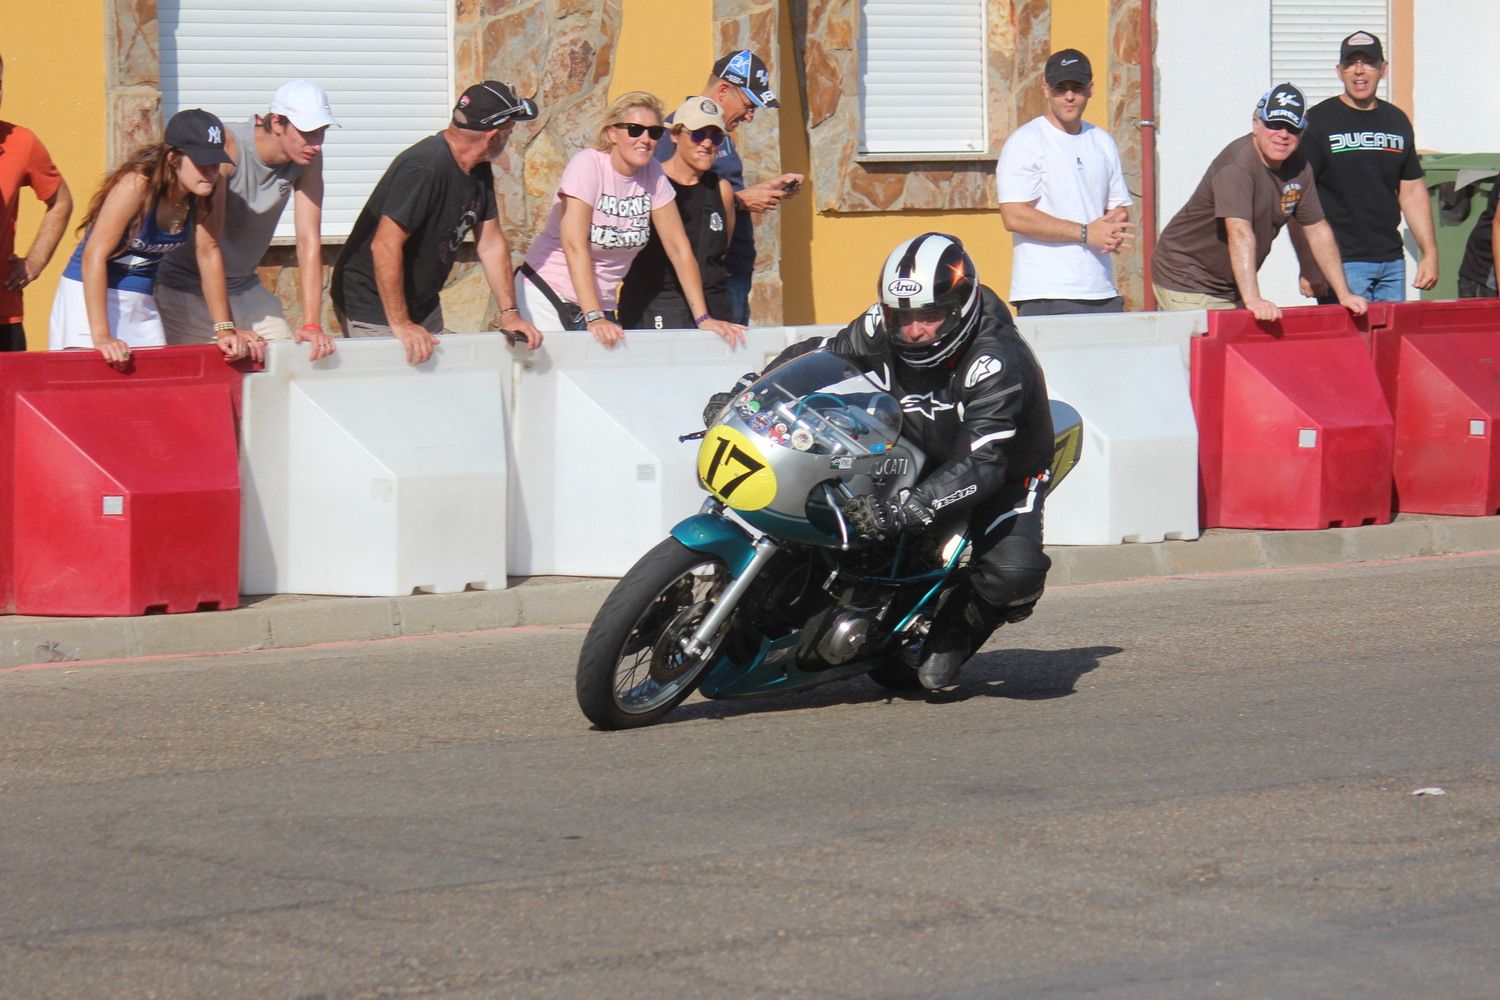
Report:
164,109,232,165
1257,82,1308,131
713,50,781,109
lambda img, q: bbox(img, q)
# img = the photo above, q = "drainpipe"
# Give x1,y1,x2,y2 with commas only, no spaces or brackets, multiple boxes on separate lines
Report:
1139,0,1158,309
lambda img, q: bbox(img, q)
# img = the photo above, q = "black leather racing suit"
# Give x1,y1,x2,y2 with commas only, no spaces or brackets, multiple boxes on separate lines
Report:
775,285,1056,634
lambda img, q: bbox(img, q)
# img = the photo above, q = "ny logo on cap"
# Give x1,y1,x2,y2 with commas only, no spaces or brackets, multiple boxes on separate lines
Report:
207,125,223,143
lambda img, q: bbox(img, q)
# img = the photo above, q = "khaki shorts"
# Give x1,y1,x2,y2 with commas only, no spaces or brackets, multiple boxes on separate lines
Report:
156,281,295,343
335,304,446,338
1151,283,1239,312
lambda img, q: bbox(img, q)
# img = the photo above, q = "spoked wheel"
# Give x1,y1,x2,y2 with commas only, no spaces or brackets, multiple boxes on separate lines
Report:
576,538,732,729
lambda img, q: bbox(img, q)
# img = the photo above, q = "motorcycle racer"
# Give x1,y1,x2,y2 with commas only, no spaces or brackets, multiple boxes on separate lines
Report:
706,232,1055,690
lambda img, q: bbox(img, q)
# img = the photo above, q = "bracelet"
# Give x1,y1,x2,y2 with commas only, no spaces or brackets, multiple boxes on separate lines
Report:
498,306,520,316
300,322,323,333
212,321,236,336
693,312,712,327
1079,223,1088,244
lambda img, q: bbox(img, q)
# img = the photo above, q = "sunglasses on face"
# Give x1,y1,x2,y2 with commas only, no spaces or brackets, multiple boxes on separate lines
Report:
685,127,726,147
1264,120,1303,135
612,122,666,140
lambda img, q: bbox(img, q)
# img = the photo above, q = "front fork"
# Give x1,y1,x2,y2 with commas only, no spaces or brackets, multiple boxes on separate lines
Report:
680,535,780,658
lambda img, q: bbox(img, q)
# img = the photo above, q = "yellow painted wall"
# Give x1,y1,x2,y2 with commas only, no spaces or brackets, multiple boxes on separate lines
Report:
5,1,107,349
609,2,714,106
1050,0,1111,127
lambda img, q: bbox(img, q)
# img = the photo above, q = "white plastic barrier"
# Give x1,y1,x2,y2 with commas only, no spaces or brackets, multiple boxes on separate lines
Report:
240,334,513,596
1017,310,1206,545
509,328,804,577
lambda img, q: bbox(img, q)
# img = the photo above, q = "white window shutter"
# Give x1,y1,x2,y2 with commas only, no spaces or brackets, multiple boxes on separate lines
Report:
1270,1,1390,107
859,0,988,155
159,0,455,242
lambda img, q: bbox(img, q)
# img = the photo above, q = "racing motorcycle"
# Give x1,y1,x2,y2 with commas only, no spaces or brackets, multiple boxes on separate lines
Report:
575,351,1082,729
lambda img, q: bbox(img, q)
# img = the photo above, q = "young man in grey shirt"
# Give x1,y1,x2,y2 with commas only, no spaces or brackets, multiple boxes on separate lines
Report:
156,79,337,359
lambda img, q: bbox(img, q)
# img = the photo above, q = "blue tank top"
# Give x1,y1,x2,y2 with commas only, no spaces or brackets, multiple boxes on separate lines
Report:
62,193,197,295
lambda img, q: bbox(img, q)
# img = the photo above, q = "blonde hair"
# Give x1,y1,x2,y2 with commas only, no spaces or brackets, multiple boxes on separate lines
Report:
594,91,665,151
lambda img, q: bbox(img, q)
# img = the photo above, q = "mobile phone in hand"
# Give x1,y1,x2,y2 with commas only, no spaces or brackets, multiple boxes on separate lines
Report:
782,179,801,195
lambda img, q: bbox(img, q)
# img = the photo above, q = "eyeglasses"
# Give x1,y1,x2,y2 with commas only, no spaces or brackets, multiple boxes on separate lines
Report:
1263,120,1303,135
687,128,726,147
612,122,666,140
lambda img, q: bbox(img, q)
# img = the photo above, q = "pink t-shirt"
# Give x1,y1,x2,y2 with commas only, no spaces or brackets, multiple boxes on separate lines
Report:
524,148,676,311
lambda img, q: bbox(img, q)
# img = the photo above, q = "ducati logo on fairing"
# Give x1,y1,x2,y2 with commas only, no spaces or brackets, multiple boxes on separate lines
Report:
900,392,957,420
887,278,923,297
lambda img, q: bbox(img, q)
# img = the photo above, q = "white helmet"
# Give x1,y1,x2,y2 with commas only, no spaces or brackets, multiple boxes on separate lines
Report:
878,232,980,369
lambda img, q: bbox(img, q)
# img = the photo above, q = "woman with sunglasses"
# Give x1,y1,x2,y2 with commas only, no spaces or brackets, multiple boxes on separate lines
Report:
618,98,737,331
517,91,745,349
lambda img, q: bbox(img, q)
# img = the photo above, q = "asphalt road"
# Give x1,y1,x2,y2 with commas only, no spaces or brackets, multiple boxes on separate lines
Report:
2,553,1497,999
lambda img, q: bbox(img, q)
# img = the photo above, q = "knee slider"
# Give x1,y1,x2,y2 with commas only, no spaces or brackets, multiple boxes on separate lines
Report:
971,536,1051,613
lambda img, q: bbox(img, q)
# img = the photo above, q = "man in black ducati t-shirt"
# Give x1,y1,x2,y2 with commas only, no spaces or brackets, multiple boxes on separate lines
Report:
709,233,1054,690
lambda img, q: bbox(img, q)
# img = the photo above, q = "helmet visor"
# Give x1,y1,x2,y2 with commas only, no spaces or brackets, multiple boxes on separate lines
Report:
883,303,961,345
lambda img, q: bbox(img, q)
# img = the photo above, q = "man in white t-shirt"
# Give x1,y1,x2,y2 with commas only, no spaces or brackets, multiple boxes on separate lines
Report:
996,49,1134,316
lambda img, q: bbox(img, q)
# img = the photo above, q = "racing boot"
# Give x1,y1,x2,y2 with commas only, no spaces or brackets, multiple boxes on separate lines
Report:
917,593,999,691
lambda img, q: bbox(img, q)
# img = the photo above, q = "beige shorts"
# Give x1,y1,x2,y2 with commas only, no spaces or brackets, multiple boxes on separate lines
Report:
335,303,446,338
1151,283,1239,312
156,281,295,344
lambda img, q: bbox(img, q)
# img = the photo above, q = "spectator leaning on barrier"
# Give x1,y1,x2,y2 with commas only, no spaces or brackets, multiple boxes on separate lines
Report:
157,80,338,361
1151,83,1368,323
1457,182,1500,299
618,97,737,330
48,109,267,368
1291,31,1436,304
515,91,745,350
0,51,74,352
331,80,543,365
660,50,803,325
996,48,1134,316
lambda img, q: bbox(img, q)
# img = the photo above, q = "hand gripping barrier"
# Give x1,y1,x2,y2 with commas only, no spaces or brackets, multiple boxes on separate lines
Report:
1018,311,1204,544
1192,306,1394,530
0,346,244,616
239,335,511,597
1366,299,1500,516
508,328,800,577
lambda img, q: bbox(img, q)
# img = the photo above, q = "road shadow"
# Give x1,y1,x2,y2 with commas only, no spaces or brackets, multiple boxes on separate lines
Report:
663,644,1123,725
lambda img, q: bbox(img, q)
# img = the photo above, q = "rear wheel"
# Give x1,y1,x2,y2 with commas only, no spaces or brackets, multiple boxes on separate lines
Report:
576,538,732,729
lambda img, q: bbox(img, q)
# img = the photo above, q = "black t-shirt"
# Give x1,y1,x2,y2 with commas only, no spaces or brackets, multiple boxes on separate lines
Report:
332,133,497,324
1459,182,1499,287
618,169,731,329
1301,97,1423,263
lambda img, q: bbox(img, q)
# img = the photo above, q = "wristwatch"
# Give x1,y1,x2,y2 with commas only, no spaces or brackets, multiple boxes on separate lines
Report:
583,309,606,324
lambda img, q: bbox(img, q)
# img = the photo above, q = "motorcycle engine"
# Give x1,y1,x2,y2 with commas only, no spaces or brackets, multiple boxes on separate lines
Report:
812,608,877,665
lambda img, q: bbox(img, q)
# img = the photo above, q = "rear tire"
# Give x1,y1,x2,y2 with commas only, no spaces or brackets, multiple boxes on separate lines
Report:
576,538,731,729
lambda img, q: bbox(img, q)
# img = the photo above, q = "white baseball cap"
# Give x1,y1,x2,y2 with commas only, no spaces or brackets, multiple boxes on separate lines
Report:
270,80,339,131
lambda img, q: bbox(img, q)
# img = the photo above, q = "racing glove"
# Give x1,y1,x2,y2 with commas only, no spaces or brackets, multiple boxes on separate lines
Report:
702,371,761,427
844,490,935,541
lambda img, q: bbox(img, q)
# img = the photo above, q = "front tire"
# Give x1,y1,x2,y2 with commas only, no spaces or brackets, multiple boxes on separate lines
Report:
576,538,732,729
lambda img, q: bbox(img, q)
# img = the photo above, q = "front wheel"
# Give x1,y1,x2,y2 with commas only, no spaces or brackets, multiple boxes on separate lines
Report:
576,538,732,729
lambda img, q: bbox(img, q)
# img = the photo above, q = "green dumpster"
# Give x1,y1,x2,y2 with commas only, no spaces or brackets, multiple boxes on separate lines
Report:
1419,152,1500,300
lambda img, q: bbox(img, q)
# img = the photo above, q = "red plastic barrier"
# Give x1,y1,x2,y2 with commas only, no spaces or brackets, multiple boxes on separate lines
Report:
1191,306,1394,529
1366,299,1500,516
0,347,245,616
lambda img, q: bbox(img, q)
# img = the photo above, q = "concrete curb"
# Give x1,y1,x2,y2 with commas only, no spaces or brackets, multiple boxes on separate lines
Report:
5,514,1499,670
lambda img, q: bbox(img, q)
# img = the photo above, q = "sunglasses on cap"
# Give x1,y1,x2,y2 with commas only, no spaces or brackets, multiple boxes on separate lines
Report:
686,127,726,147
474,97,538,128
612,122,666,140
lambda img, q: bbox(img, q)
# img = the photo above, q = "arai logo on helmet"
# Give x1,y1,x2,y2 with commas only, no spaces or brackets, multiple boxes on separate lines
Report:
887,278,924,297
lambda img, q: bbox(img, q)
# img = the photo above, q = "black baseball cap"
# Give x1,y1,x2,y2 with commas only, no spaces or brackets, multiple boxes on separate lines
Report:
453,80,539,130
713,50,781,109
164,109,232,166
1044,49,1093,87
1340,31,1385,64
1257,82,1308,131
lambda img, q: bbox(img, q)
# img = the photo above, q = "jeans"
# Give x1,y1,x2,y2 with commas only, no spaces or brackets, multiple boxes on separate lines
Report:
1317,259,1406,304
726,272,752,325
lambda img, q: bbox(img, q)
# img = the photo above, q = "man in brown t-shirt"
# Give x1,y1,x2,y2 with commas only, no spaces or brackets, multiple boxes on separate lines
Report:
1151,83,1367,322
